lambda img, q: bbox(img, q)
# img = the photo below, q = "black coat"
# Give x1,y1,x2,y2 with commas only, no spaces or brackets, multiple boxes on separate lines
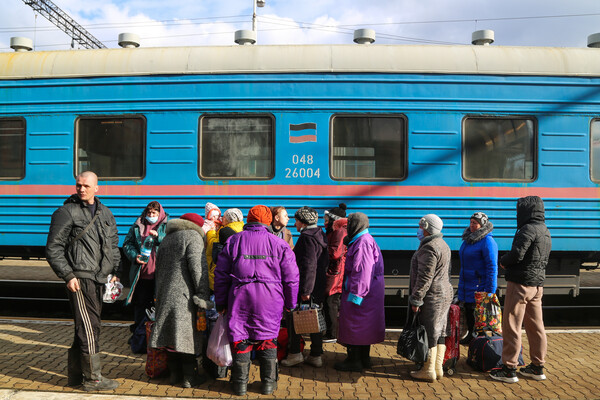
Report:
294,226,329,304
46,195,121,283
500,196,552,287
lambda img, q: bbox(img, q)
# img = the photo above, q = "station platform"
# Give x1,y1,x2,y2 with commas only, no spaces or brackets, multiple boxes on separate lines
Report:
0,318,598,400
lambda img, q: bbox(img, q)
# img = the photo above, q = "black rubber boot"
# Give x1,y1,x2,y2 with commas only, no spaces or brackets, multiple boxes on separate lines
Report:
81,353,119,392
334,345,363,372
181,354,206,388
167,352,183,386
231,352,251,396
67,346,83,387
359,345,372,369
258,348,278,395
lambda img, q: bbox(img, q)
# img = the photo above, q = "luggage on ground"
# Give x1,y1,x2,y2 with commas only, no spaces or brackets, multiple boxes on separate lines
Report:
443,304,460,375
145,321,168,378
467,333,524,372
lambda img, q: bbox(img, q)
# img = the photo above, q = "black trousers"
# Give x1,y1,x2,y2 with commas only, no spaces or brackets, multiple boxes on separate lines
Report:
132,278,155,329
67,278,103,355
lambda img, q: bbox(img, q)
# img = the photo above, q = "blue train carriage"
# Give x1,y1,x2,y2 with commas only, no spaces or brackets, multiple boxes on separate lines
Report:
0,44,599,296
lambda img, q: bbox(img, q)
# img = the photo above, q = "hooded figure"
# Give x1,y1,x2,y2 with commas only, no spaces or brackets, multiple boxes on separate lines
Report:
206,208,244,290
149,213,211,388
334,212,386,373
490,196,551,384
122,202,169,330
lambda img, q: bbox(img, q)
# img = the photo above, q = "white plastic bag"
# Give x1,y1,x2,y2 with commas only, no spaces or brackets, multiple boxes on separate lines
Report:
207,314,232,367
102,274,123,303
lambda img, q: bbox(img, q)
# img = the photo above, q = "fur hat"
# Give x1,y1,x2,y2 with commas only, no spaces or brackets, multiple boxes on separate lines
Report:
325,203,347,221
223,208,244,223
180,213,205,228
470,212,489,226
247,205,272,224
205,202,221,221
419,214,443,235
295,206,318,225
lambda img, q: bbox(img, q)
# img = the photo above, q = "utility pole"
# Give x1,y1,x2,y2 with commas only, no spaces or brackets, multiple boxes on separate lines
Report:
22,0,106,49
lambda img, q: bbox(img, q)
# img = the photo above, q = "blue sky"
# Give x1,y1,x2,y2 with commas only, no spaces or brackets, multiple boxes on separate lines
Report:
1,0,600,50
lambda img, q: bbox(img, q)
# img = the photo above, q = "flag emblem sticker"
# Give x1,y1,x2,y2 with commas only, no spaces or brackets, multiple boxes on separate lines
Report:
289,123,317,143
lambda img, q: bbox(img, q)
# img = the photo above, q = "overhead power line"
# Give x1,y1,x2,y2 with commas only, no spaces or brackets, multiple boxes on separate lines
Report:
21,0,106,49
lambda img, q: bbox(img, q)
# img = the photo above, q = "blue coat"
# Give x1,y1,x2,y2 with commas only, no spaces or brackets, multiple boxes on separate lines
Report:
458,233,498,303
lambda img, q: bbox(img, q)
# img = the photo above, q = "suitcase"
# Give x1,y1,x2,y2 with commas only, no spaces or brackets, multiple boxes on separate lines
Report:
443,304,460,375
467,333,525,372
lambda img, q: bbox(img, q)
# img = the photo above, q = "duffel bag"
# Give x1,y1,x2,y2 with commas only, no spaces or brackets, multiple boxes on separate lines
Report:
467,333,524,372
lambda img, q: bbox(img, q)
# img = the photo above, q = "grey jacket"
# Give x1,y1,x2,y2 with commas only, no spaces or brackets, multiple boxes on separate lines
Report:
46,194,120,283
149,218,211,355
409,233,453,345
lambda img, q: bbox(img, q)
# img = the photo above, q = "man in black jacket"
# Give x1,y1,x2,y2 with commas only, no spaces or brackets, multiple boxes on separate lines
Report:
490,196,551,384
46,171,121,391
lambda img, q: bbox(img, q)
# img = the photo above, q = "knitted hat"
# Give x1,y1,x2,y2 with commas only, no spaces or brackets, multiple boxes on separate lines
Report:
219,226,237,244
180,213,205,228
470,212,489,226
325,203,347,221
419,214,443,235
247,205,272,224
295,206,318,225
223,208,244,223
205,202,221,221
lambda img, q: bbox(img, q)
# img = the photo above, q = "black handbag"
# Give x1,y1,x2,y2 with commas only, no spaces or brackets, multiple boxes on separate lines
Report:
397,311,429,363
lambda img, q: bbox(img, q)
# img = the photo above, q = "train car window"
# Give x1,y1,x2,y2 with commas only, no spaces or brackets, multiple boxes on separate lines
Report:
463,117,536,181
0,118,26,180
200,115,274,179
331,115,406,180
592,120,600,182
76,116,145,179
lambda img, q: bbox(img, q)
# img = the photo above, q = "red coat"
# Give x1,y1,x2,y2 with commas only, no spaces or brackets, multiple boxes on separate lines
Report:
325,218,347,296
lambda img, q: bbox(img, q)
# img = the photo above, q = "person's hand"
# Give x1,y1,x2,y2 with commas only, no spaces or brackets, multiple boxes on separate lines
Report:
149,229,158,237
219,308,227,315
67,277,80,292
301,294,310,301
499,262,505,269
110,275,120,283
136,255,148,265
411,305,420,313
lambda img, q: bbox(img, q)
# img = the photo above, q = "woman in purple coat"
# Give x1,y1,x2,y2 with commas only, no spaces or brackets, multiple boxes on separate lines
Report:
335,212,386,372
214,205,299,396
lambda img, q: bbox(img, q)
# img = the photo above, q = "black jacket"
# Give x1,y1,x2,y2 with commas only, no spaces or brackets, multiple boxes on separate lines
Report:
500,196,552,287
293,226,329,304
46,194,121,283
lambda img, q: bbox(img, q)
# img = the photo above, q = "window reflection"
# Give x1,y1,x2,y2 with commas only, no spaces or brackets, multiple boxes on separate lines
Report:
0,119,25,180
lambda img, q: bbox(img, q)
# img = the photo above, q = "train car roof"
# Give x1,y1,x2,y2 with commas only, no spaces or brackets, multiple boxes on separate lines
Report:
1,44,600,79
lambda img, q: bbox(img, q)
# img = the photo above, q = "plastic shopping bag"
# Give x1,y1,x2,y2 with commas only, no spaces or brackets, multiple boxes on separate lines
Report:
474,292,502,334
207,314,233,367
102,274,123,303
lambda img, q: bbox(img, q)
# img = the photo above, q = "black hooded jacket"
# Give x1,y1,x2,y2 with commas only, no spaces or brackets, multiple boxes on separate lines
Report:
46,194,121,283
500,196,552,287
293,226,329,304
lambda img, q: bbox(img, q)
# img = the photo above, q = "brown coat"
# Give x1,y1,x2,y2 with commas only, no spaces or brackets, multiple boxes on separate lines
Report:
409,233,453,346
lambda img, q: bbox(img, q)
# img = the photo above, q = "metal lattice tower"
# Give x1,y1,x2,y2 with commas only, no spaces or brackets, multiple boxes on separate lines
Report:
22,0,106,49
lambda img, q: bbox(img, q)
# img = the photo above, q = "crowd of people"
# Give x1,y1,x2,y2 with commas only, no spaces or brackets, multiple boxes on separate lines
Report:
44,171,551,393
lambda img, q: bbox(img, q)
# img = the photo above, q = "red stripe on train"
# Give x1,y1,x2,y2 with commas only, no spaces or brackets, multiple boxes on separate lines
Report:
0,185,599,198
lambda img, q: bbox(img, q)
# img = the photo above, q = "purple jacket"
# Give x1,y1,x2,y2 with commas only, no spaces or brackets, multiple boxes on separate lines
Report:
214,223,299,342
338,233,386,346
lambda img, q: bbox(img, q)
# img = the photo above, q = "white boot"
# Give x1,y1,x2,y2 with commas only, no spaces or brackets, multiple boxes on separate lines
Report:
410,346,437,382
435,344,446,379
